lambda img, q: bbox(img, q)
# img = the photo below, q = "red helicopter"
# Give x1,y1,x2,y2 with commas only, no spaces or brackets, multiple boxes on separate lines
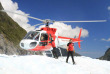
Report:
19,19,106,51
20,24,82,51
1,10,107,52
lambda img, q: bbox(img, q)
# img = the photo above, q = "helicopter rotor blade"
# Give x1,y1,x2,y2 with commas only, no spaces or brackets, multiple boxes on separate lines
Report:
33,23,44,27
1,10,44,22
26,23,44,29
55,20,107,23
1,10,107,25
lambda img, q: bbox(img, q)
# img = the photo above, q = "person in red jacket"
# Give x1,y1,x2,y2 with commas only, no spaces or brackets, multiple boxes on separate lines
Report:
66,39,75,64
49,35,58,59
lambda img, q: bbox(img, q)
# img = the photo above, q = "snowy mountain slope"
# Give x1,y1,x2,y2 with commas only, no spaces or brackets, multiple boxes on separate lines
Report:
0,54,110,74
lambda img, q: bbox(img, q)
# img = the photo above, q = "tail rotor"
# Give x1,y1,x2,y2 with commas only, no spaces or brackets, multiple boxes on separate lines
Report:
78,28,82,49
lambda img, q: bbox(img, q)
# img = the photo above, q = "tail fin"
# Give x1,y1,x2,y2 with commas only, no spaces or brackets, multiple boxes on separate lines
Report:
78,28,82,49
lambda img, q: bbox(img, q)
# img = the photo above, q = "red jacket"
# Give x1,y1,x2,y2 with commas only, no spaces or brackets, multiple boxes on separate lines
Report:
67,42,74,51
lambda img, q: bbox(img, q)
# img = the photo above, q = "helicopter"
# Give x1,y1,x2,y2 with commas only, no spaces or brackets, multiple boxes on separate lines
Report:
1,10,107,52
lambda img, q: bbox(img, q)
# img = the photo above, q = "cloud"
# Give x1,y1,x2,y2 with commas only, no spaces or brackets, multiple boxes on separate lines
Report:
108,6,110,11
78,51,103,54
0,0,35,32
36,22,89,38
94,39,97,41
101,38,110,42
106,46,110,48
0,0,89,38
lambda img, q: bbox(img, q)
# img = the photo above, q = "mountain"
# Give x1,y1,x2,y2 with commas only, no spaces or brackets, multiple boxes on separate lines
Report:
0,3,26,44
99,48,110,61
0,3,42,55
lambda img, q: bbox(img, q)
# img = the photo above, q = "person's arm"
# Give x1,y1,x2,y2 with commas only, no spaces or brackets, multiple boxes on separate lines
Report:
48,40,53,43
67,46,68,51
48,37,53,43
67,43,69,51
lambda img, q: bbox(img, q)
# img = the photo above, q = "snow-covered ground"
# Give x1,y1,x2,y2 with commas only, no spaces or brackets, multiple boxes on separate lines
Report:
0,54,110,74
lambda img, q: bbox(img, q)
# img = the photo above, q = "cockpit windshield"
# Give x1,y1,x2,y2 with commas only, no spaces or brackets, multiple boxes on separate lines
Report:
24,31,40,40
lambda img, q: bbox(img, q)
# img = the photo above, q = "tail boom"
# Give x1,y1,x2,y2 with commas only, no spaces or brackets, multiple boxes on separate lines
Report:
58,28,83,49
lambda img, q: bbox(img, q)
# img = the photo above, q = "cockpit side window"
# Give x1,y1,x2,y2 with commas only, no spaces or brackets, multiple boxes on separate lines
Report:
39,33,48,46
40,33,48,41
24,31,39,40
35,35,39,40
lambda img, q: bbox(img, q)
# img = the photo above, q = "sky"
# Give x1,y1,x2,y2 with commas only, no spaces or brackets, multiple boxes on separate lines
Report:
0,0,110,58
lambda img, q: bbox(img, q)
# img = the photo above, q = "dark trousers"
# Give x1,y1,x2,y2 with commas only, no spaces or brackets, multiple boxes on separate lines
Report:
66,51,75,63
52,47,58,58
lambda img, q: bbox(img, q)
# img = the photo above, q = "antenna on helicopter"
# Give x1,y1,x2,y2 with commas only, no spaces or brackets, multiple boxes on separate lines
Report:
44,19,50,27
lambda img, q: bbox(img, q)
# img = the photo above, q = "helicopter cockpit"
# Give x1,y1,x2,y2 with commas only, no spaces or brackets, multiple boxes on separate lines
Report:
20,30,50,50
39,33,48,46
23,31,40,41
23,31,49,45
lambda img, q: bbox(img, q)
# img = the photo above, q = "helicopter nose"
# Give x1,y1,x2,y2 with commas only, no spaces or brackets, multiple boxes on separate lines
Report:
21,43,24,47
20,39,37,50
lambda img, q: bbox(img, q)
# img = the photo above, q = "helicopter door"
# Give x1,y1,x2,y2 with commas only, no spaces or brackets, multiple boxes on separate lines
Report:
39,33,48,46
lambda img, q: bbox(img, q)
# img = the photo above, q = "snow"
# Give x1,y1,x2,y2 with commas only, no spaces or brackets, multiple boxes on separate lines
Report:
0,54,110,74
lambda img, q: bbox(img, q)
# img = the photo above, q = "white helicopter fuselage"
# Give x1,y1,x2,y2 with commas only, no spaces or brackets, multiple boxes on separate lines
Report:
20,30,70,51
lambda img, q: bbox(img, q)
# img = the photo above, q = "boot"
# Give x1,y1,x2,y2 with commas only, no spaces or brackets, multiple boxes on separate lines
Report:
73,62,75,65
66,60,68,63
